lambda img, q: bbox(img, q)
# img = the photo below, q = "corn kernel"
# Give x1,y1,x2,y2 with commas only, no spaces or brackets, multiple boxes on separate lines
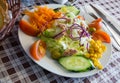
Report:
98,65,103,70
87,40,106,70
90,54,95,57
91,57,97,61
97,54,102,58
93,61,98,66
98,48,102,53
85,53,90,58
94,54,98,58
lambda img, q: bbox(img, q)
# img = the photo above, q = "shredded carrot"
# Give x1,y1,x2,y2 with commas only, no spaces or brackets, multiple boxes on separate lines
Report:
23,6,61,32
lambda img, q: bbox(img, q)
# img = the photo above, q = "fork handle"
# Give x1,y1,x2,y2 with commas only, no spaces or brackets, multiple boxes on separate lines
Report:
102,21,120,48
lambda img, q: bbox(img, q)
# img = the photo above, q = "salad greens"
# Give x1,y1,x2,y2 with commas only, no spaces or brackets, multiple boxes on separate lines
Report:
38,6,106,72
41,36,64,59
59,6,80,16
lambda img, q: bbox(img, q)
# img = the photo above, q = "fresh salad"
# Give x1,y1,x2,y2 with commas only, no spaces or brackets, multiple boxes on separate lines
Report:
19,5,111,72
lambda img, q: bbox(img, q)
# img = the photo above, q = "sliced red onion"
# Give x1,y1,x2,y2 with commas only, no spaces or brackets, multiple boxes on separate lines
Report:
42,18,90,42
86,43,89,51
53,29,67,39
79,31,85,40
69,27,82,40
69,23,90,40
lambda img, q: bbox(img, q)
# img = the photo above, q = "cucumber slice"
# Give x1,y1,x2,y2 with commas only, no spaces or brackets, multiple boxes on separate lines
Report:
66,12,76,18
59,56,93,72
59,6,80,15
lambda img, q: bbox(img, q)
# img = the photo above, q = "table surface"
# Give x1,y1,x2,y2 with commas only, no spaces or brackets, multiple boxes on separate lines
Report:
0,0,120,83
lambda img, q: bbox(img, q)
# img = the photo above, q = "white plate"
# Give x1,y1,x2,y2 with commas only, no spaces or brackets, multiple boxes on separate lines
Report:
18,4,112,78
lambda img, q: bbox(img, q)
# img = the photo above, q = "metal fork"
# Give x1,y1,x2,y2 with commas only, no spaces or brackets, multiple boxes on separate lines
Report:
65,0,77,5
82,6,120,51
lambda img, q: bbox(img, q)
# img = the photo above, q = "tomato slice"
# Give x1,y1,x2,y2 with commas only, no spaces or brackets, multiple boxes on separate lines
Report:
30,40,46,60
92,30,111,43
88,18,102,30
92,18,102,22
19,19,39,36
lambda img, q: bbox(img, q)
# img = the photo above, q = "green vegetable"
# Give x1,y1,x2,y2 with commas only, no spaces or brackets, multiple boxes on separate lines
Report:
59,6,80,16
40,36,84,59
41,36,64,59
59,56,94,72
43,27,62,37
66,12,76,18
88,27,96,34
58,36,84,55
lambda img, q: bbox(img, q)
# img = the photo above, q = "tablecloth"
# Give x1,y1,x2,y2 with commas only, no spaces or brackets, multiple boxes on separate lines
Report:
0,0,120,83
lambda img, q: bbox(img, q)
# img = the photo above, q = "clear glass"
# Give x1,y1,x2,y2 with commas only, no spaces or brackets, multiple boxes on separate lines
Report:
21,0,35,6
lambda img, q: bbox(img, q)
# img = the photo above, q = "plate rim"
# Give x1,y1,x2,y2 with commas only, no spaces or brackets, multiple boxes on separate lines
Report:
18,4,112,78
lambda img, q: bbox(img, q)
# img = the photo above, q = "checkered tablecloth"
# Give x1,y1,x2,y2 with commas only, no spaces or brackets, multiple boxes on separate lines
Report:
0,0,120,83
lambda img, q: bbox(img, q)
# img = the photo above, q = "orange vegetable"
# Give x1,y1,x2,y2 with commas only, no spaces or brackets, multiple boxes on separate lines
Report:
77,15,84,20
88,18,102,30
19,19,39,36
30,40,46,60
92,30,111,43
23,6,61,32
